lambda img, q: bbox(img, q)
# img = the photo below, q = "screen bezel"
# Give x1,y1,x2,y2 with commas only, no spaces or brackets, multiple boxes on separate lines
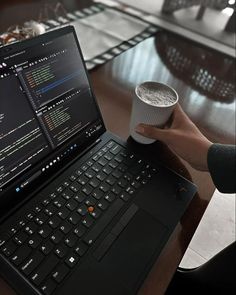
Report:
0,26,106,219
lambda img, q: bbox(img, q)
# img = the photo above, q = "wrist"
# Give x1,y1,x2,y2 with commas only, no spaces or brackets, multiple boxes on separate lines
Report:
199,139,212,171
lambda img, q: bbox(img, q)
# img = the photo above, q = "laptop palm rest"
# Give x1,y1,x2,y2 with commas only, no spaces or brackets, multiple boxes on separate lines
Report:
59,209,167,295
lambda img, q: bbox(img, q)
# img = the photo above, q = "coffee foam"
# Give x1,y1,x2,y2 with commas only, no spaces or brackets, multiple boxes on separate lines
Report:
137,82,177,106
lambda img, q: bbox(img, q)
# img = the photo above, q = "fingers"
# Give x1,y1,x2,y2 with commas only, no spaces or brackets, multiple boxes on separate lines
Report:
174,103,190,121
135,124,170,143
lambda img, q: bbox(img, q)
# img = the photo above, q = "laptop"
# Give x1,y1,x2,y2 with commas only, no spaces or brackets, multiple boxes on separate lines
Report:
0,26,197,295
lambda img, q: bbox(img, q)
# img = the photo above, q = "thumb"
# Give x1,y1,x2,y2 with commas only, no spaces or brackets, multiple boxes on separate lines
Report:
135,124,170,143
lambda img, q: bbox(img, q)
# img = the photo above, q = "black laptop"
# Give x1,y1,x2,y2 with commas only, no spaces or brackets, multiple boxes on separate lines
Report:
0,26,197,295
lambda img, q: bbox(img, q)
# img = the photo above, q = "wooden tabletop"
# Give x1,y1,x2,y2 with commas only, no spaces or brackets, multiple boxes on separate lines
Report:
0,1,235,294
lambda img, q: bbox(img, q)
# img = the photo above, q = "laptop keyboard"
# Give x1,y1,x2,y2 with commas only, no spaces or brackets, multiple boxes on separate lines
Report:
0,141,157,295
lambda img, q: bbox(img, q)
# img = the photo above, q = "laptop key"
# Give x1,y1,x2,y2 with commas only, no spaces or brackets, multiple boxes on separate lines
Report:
62,189,74,200
109,160,119,169
104,152,113,161
33,205,42,214
58,207,70,220
106,141,115,148
77,175,89,185
13,232,28,245
98,157,108,166
112,169,122,179
21,251,44,275
44,206,56,217
68,212,81,225
53,197,66,208
64,233,77,247
50,231,63,244
66,199,77,211
63,180,71,187
81,164,89,171
126,186,136,195
38,225,52,238
74,192,86,203
118,164,128,173
0,233,9,247
54,245,68,258
41,279,57,295
11,245,31,266
102,165,113,175
92,163,102,172
65,254,79,268
60,221,72,234
123,173,132,182
85,168,96,179
105,175,116,186
49,192,57,200
77,204,87,216
104,192,116,203
28,234,42,249
82,184,93,196
69,174,77,182
84,196,96,206
48,216,61,229
119,192,130,202
110,144,122,155
74,224,87,238
89,178,100,188
117,178,128,188
90,208,102,219
40,241,54,255
70,182,81,193
96,171,106,181
42,198,50,207
131,180,141,189
74,241,88,256
56,185,64,194
114,154,123,163
26,212,35,221
81,215,94,228
97,199,109,211
35,213,48,225
99,183,110,193
31,254,59,286
86,160,94,166
52,264,69,283
111,185,122,195
25,222,38,235
1,241,17,257
83,199,124,245
92,188,103,200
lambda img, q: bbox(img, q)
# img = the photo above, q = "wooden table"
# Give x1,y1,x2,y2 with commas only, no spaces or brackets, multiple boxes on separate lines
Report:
0,1,235,294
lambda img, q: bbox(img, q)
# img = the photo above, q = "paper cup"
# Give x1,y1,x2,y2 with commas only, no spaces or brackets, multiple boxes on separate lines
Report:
130,81,178,144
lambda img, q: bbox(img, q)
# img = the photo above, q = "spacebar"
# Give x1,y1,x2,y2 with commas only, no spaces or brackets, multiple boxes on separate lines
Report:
83,199,124,245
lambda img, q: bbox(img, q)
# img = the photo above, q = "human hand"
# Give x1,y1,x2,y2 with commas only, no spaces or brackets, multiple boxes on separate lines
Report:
135,104,212,171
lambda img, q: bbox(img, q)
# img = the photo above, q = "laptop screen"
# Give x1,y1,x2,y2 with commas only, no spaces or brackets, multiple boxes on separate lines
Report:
0,28,104,201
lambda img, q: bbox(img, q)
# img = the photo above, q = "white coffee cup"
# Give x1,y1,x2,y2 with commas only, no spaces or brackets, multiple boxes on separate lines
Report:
130,81,178,144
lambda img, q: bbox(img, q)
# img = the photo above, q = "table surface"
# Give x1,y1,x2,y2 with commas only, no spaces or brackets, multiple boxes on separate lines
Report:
0,1,235,295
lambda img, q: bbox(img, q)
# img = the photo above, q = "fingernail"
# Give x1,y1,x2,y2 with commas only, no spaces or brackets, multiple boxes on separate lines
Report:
135,126,144,133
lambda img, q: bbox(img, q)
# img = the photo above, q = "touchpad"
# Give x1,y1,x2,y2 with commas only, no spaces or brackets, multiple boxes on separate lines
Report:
99,209,168,292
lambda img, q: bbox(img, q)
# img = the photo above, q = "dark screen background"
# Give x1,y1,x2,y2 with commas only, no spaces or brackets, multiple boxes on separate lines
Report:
0,32,100,191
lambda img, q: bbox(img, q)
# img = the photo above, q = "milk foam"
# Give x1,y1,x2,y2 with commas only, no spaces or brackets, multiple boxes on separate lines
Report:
137,82,176,106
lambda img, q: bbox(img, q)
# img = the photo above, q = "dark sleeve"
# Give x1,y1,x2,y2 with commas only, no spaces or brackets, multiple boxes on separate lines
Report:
207,144,236,193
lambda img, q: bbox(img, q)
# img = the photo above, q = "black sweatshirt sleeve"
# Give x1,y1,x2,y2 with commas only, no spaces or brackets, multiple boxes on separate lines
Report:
207,144,236,193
